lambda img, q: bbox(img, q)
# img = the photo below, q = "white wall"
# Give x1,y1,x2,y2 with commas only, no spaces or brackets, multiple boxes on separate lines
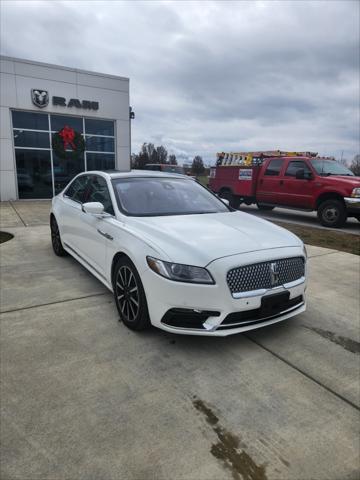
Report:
0,56,130,201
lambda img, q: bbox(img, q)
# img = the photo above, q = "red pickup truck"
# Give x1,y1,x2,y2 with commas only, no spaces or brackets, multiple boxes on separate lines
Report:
209,156,360,228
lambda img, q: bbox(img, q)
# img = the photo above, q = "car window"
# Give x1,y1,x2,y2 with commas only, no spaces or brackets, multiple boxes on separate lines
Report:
285,161,312,177
64,175,89,203
85,175,114,215
112,177,230,216
264,159,284,176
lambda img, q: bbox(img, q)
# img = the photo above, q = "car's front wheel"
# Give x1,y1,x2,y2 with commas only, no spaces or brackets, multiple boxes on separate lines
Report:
113,257,150,331
317,199,347,228
50,216,68,257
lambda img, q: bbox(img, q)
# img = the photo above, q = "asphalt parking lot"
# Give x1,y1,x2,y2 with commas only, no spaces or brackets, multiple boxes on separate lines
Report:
1,201,359,480
238,205,360,235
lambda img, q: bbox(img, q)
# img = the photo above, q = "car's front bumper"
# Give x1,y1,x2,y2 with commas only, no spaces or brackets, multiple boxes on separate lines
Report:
141,246,307,336
344,197,360,215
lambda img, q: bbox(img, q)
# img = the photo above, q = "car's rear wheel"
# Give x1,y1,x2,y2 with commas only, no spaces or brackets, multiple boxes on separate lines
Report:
113,257,150,331
50,216,67,257
219,189,240,209
317,199,347,228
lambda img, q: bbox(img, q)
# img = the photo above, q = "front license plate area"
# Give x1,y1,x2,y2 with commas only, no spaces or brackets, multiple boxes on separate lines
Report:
261,291,290,316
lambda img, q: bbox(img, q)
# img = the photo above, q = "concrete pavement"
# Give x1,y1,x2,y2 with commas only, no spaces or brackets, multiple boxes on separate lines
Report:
0,203,359,480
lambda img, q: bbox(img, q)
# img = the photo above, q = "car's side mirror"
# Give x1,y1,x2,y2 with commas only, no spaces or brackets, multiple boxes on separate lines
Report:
82,202,105,216
304,171,313,180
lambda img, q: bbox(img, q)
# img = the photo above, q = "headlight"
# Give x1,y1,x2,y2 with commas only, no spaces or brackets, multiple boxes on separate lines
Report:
351,188,360,198
147,256,215,284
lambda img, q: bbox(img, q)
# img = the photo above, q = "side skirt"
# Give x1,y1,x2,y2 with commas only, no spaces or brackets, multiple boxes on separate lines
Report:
63,242,113,292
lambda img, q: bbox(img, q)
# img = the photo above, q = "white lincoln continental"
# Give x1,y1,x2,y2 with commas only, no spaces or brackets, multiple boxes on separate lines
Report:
50,170,307,335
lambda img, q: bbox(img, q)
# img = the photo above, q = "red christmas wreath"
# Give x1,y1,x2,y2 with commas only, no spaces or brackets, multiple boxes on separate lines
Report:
52,125,85,160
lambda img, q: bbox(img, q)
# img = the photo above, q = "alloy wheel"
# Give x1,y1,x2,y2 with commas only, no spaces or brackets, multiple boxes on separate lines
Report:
115,266,140,322
51,219,61,253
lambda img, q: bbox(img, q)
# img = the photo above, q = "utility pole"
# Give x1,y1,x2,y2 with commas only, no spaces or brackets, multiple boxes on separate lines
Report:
129,106,135,169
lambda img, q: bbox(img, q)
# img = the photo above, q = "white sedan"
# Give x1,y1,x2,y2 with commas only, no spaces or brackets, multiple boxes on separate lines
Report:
50,170,307,335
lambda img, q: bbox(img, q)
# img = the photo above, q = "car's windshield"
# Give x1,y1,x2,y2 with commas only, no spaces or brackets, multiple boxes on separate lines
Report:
112,177,230,216
310,159,354,176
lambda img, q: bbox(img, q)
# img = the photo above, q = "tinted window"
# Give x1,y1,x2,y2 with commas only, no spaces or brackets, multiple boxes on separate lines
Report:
86,176,114,215
112,177,230,216
162,165,184,174
85,119,114,136
15,149,52,199
50,115,83,132
53,154,85,194
85,136,114,152
12,111,48,130
285,161,312,177
65,175,89,203
86,153,115,171
14,130,50,148
264,159,284,176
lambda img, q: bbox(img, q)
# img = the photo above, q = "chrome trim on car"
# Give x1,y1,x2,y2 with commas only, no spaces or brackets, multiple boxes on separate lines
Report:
232,276,305,299
344,197,360,209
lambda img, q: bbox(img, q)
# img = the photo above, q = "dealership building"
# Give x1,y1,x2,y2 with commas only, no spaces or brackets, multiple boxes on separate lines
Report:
0,56,130,201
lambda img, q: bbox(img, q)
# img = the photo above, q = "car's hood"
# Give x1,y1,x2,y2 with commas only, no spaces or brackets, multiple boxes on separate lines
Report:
127,211,302,266
322,175,360,189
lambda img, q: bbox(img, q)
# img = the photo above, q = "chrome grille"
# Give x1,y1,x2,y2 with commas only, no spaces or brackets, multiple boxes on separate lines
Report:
227,257,305,294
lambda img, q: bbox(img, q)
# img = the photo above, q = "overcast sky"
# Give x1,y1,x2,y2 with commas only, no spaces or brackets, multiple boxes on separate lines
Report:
1,0,359,165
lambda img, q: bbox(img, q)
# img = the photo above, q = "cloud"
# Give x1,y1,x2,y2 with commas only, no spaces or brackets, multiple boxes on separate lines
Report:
1,0,359,164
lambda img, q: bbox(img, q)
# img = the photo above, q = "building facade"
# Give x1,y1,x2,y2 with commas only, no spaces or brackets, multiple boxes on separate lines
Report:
0,56,130,201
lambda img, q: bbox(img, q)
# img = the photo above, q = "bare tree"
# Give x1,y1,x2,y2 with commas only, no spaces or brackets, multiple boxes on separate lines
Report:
168,154,177,165
191,156,205,175
350,154,360,176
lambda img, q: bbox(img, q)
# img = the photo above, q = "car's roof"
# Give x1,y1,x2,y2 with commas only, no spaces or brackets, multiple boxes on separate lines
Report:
85,169,191,180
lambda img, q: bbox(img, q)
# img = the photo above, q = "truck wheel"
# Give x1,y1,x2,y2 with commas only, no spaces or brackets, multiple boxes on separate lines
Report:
317,199,347,228
256,203,275,211
219,190,240,209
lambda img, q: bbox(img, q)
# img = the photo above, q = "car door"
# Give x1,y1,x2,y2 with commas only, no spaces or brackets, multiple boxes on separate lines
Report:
279,160,316,208
60,174,91,249
256,158,285,204
76,174,115,276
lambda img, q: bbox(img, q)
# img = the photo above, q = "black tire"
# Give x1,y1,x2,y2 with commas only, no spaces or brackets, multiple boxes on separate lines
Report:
256,203,275,211
50,216,68,257
219,189,240,209
113,257,150,331
317,199,347,228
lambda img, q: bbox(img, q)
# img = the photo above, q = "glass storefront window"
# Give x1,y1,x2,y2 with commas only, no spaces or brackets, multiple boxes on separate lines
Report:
85,119,114,136
12,111,49,130
86,153,115,171
50,115,83,132
53,154,85,194
15,149,53,199
14,130,50,148
85,136,115,152
11,111,116,198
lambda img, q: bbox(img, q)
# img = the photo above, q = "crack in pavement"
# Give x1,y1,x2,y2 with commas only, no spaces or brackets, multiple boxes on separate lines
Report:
0,292,111,315
245,335,360,412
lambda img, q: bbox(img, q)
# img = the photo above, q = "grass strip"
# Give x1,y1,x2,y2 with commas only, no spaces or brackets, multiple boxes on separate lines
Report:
274,221,360,256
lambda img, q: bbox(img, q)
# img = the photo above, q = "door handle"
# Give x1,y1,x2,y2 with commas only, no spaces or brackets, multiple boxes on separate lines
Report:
97,229,113,241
